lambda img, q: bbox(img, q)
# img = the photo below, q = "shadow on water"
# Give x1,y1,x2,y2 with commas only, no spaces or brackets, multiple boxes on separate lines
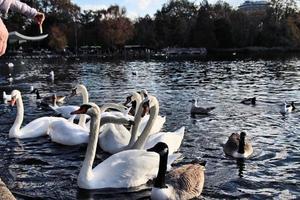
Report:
0,57,300,199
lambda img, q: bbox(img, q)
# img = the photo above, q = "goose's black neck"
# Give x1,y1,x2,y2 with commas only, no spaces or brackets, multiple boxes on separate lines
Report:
291,102,296,110
238,135,245,154
154,149,168,188
35,89,41,99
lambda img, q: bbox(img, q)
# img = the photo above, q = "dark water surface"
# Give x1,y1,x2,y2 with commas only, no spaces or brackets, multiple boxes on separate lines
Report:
0,58,299,199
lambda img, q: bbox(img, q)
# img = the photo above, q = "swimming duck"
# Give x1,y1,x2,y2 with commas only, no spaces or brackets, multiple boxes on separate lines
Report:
241,97,256,105
282,101,296,114
190,99,215,116
150,142,205,200
30,88,65,105
223,132,253,158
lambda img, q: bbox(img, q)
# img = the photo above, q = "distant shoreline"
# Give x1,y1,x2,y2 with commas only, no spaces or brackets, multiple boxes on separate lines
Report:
3,46,300,61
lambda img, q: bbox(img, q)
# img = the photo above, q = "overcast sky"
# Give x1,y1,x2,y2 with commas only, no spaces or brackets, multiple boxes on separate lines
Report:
72,0,247,19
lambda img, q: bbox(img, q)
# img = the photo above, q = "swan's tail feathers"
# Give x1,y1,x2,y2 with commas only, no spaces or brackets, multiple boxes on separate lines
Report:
167,153,183,171
68,115,76,123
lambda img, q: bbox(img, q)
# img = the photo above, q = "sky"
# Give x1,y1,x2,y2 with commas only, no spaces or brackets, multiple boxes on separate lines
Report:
72,0,246,19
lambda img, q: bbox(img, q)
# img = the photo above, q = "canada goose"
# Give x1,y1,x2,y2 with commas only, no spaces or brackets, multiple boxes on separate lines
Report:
150,142,205,200
30,88,65,104
190,99,215,115
223,132,253,158
241,97,256,105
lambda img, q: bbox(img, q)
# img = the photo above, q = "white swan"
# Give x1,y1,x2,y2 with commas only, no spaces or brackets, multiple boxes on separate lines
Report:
73,103,179,189
49,94,80,119
99,91,167,154
70,84,89,128
124,89,166,135
101,95,184,155
9,90,66,139
48,103,132,146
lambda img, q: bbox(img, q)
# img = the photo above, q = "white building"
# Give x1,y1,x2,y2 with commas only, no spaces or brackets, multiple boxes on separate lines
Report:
238,1,270,12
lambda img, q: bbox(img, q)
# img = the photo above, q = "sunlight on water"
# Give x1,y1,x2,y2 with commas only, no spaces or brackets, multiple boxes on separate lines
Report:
0,57,299,199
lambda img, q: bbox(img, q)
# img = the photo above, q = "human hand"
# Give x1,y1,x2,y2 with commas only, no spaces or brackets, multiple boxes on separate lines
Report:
0,18,8,56
34,12,45,34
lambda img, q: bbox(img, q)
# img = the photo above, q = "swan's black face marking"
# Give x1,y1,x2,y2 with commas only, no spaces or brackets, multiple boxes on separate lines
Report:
147,142,169,155
123,95,132,106
70,88,77,97
71,104,92,115
141,99,150,117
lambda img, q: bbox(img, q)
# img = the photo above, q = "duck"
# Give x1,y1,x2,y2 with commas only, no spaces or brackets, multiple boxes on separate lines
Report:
3,91,11,103
190,99,215,116
72,103,179,189
70,84,89,128
30,88,66,105
281,101,295,114
241,97,256,105
7,74,13,84
150,142,205,200
49,70,54,82
9,90,67,139
223,132,253,158
7,62,14,68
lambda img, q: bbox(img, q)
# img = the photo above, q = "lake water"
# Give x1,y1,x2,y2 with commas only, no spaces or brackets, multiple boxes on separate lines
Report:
0,57,299,199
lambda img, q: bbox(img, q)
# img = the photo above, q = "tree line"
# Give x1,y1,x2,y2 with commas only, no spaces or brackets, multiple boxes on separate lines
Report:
4,0,300,52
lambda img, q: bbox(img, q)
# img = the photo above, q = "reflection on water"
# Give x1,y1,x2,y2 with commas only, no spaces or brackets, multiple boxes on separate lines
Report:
0,58,300,199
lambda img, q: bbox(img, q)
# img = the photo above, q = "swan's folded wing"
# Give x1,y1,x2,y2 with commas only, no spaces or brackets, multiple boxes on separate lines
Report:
92,150,159,188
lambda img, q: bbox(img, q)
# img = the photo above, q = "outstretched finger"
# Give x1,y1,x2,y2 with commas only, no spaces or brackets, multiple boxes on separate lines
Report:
0,39,7,56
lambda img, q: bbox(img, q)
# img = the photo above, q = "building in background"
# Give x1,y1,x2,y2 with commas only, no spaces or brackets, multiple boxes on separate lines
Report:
238,1,270,13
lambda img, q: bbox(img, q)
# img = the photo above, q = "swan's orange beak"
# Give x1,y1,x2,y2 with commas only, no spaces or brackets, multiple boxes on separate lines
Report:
71,107,87,115
10,97,16,106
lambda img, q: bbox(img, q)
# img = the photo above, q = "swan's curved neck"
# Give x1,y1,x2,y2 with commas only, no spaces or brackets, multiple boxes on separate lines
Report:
238,136,245,154
154,150,168,188
127,98,145,147
9,96,24,137
132,97,159,149
79,109,101,184
133,92,142,116
78,86,89,127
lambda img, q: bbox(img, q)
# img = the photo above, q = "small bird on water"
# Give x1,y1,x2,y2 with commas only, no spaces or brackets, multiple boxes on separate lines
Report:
190,99,215,116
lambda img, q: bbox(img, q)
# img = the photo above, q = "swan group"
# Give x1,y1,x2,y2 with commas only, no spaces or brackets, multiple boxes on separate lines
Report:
6,86,210,198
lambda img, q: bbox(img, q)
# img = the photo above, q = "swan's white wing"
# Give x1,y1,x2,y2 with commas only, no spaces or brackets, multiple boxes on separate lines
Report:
14,117,53,138
144,127,185,155
53,105,79,118
81,150,159,189
99,124,131,154
49,119,89,145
